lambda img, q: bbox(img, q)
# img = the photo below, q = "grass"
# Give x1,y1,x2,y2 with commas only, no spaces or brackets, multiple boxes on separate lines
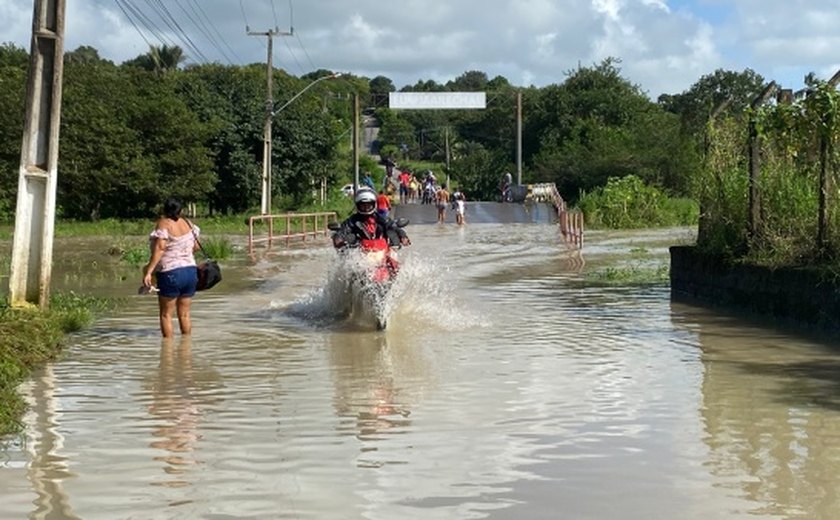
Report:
0,292,114,437
585,246,671,285
197,236,234,260
586,264,670,285
0,199,354,240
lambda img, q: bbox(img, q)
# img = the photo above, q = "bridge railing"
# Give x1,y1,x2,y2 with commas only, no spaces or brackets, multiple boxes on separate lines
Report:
248,211,338,253
528,183,584,249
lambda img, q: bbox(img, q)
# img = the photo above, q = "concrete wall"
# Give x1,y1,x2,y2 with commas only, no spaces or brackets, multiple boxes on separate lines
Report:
670,245,840,330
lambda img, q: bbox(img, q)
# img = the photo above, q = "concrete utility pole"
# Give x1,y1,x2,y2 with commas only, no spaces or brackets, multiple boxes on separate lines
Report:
516,91,522,186
248,26,292,214
9,0,66,309
445,126,451,190
353,94,360,190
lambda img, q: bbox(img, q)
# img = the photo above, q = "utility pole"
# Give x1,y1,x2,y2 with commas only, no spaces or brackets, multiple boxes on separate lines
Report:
353,93,360,189
445,126,451,190
248,26,291,214
516,91,522,186
9,0,66,309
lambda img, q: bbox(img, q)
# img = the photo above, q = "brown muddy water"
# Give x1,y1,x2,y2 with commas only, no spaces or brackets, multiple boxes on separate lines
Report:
2,215,840,519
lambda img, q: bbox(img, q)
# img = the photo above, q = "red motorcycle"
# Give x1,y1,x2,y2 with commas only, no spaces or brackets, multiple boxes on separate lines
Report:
328,219,408,330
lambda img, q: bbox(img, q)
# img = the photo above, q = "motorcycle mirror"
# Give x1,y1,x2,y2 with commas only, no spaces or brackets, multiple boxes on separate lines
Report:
395,217,409,228
327,221,341,231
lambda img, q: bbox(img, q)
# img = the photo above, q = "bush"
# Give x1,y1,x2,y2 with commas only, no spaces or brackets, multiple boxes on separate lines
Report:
577,175,699,228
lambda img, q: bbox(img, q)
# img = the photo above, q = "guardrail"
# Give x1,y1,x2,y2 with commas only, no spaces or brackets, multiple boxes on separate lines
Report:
528,183,584,249
248,211,338,252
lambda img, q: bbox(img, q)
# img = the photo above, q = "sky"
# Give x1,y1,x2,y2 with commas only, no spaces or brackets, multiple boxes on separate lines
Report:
1,0,839,99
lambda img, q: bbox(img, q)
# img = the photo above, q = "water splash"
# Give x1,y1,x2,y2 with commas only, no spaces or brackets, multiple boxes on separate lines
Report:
284,249,488,330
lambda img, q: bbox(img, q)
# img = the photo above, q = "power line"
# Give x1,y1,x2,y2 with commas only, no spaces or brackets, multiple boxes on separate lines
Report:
282,36,306,75
187,0,242,62
294,32,317,71
239,0,251,28
146,0,210,63
269,0,280,29
120,0,179,49
174,0,235,64
114,0,154,50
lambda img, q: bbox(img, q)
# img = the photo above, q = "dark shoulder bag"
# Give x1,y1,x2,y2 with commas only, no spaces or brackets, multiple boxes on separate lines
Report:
188,221,222,291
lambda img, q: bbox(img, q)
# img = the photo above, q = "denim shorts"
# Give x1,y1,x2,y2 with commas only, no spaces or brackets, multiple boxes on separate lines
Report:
156,266,198,298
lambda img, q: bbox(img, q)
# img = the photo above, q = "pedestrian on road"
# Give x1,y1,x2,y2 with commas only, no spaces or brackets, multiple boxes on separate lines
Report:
142,197,200,338
435,185,450,224
377,189,392,219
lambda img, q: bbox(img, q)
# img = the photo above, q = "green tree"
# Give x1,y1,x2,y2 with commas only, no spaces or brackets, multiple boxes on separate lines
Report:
447,70,488,91
177,64,265,213
369,75,395,96
659,68,765,133
528,58,697,199
377,111,417,159
65,45,109,65
58,63,214,219
0,44,28,218
449,141,509,200
123,44,186,74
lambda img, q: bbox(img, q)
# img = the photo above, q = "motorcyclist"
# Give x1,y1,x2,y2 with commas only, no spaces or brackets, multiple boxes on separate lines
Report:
332,187,411,250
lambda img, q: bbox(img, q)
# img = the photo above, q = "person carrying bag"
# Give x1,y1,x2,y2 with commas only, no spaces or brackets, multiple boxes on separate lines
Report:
188,221,222,291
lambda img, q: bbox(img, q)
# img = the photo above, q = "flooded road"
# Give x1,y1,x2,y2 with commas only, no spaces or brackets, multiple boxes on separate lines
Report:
3,209,840,519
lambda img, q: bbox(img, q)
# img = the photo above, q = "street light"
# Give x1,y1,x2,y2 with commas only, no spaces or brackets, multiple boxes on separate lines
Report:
260,72,341,214
272,72,342,116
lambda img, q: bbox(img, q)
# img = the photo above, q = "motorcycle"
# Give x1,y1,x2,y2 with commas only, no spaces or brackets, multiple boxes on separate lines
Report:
328,218,409,330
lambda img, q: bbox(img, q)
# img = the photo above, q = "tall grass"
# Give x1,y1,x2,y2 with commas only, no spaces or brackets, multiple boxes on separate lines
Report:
697,104,839,268
196,236,234,260
577,174,699,229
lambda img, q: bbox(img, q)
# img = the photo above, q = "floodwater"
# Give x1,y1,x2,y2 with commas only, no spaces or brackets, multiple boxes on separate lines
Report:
3,203,840,519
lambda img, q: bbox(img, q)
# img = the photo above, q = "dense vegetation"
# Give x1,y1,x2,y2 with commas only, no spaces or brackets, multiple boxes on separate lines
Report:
1,43,753,222
695,75,840,267
3,41,838,266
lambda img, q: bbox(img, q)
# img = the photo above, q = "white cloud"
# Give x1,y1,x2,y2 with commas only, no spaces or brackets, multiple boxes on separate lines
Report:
0,0,838,97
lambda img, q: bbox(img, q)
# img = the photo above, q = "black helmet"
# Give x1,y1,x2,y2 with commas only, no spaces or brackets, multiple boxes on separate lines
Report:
354,187,376,215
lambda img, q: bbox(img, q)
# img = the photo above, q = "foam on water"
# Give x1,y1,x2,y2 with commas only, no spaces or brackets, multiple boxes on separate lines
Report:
281,248,488,331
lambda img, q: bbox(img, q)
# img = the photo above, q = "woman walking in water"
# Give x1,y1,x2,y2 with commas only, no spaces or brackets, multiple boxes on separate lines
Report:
142,197,201,337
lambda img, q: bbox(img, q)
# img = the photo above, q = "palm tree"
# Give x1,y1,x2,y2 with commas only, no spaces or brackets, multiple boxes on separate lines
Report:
123,44,186,74
150,44,185,73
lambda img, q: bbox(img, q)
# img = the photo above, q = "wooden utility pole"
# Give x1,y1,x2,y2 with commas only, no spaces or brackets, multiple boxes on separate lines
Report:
248,26,291,214
9,0,66,309
748,82,776,239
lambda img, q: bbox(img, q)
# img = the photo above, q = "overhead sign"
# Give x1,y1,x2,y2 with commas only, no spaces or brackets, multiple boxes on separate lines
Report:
389,92,486,110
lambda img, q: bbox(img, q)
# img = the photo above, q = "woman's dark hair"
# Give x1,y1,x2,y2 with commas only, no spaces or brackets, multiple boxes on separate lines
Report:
162,197,182,220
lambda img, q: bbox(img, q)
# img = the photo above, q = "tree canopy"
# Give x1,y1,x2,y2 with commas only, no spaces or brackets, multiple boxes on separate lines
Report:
0,43,799,218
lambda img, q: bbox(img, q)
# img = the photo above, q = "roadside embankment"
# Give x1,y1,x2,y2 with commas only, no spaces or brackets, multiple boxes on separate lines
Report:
670,245,840,330
0,293,111,436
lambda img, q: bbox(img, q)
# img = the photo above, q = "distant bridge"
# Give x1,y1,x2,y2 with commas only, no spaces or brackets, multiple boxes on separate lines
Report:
394,182,583,248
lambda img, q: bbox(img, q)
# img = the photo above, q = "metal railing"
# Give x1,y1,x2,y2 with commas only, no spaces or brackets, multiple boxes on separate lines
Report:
248,211,338,252
528,183,584,249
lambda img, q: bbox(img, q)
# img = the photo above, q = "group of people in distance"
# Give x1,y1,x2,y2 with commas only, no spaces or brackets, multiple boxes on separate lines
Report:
357,166,467,226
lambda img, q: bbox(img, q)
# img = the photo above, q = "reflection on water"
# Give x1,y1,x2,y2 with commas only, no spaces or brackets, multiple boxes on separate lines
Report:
327,333,415,467
147,336,204,488
26,365,81,520
674,304,840,519
6,226,840,518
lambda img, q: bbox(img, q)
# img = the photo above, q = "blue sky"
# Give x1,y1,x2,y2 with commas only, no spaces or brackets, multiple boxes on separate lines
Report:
1,0,838,98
